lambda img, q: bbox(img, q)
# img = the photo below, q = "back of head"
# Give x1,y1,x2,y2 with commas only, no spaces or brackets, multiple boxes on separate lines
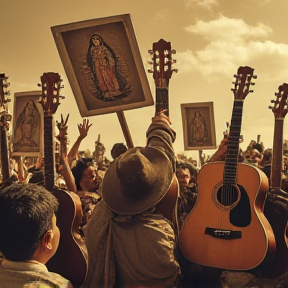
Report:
0,183,58,261
111,143,128,160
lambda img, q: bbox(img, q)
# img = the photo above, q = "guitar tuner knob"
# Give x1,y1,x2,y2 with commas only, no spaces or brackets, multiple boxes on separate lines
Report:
268,106,273,109
170,49,176,54
37,83,41,87
253,75,257,79
270,100,276,103
249,90,254,93
147,69,153,73
148,49,153,55
172,69,178,73
250,82,255,86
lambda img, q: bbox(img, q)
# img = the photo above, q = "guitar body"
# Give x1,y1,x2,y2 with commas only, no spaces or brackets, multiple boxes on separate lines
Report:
180,161,275,270
46,188,87,287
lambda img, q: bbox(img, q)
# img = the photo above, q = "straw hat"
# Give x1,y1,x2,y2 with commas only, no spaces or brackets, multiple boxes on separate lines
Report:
101,146,173,214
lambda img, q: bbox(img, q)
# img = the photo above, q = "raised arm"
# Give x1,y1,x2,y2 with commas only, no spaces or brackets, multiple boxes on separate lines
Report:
56,114,77,192
67,119,92,167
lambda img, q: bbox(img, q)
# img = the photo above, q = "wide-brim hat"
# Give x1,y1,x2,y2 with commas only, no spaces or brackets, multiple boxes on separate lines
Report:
101,146,173,215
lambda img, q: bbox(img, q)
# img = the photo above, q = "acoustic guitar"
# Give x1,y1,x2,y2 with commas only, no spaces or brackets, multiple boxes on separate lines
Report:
179,66,276,270
148,39,179,224
0,73,12,183
260,83,288,278
38,72,88,287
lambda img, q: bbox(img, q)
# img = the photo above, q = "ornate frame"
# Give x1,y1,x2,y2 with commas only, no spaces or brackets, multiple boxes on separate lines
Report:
181,101,217,150
51,14,153,117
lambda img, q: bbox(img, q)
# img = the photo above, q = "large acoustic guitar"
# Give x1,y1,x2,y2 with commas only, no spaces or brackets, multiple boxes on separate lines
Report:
260,83,288,278
38,72,87,287
0,73,12,183
179,66,276,270
148,39,179,225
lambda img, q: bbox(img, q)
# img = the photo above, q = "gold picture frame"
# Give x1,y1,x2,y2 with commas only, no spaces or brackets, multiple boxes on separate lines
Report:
181,102,217,150
51,13,153,117
11,91,44,157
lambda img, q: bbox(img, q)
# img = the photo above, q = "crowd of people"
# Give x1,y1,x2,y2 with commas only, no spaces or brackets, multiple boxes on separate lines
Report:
1,109,288,288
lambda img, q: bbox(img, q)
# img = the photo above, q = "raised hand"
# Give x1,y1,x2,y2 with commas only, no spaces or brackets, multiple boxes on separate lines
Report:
56,114,69,142
77,119,92,140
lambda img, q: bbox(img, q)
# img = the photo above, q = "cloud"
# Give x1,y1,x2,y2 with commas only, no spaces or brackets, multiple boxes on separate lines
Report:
177,16,288,81
185,0,219,10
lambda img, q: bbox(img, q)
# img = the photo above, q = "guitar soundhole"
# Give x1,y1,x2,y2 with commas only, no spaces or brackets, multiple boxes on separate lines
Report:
216,183,239,207
216,183,251,227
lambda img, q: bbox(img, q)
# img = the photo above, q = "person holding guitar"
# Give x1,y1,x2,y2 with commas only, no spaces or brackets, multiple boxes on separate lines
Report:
0,183,72,288
82,110,181,288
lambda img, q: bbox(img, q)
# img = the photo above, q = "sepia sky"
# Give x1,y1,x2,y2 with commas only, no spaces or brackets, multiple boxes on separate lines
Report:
1,0,288,163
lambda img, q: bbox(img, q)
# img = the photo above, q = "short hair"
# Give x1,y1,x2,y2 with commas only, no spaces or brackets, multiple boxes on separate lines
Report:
111,143,128,160
71,157,94,190
0,183,58,261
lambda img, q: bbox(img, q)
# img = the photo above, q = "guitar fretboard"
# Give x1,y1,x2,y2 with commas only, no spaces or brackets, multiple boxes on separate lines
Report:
155,88,169,116
224,100,244,183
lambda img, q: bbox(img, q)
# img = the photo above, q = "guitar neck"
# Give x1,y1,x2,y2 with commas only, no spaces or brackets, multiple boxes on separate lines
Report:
43,116,56,190
270,119,284,189
155,87,169,116
224,100,244,183
0,128,10,181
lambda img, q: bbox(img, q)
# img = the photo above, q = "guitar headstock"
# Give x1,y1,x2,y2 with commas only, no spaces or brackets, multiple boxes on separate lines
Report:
269,83,288,119
38,72,64,115
148,39,177,88
231,66,256,100
0,73,11,113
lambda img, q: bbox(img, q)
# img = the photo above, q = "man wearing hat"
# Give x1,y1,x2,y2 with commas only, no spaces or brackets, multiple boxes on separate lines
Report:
83,111,181,288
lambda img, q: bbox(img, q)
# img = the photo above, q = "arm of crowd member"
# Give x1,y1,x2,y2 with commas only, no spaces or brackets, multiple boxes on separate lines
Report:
67,118,92,167
56,114,77,192
208,137,228,162
146,111,177,170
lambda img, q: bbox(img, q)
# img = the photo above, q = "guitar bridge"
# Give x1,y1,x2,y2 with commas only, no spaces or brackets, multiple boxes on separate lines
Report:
205,227,242,240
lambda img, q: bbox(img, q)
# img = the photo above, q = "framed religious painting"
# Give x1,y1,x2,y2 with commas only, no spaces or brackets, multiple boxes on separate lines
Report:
11,91,44,157
51,13,153,117
181,102,217,150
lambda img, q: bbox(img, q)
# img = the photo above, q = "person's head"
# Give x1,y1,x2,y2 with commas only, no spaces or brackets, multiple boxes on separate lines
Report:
101,146,173,215
176,161,198,189
0,183,59,263
71,158,99,192
91,34,103,47
111,143,128,160
176,167,191,188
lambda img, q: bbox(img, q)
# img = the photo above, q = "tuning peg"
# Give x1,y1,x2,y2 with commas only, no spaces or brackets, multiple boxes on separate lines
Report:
60,95,65,99
231,88,236,92
250,82,255,86
270,99,276,103
253,75,257,79
148,49,153,55
249,90,254,93
171,49,176,54
172,59,177,64
147,69,153,73
60,85,64,89
268,106,273,109
37,83,41,87
147,61,153,65
4,91,10,96
172,69,178,73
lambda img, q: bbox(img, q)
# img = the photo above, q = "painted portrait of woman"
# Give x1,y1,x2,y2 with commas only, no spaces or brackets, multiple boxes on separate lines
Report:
190,110,208,144
86,34,129,101
13,99,41,152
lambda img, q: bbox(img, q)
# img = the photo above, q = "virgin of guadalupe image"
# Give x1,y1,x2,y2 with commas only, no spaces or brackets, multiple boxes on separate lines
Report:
13,99,41,152
86,34,130,101
190,110,208,144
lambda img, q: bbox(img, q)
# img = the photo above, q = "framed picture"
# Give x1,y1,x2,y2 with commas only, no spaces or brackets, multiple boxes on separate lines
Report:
11,91,44,157
51,13,153,117
181,102,217,150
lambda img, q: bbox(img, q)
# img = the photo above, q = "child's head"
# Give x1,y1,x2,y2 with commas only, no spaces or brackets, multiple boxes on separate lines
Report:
0,183,59,263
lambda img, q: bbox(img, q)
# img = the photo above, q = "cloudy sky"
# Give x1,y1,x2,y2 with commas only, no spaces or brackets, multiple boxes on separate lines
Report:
1,0,288,163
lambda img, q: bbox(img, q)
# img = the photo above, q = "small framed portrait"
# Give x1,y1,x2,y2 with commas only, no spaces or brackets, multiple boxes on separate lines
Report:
11,91,44,157
51,13,153,117
181,102,217,150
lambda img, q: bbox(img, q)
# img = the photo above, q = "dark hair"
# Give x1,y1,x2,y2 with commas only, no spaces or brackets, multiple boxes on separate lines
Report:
111,143,128,160
0,183,58,261
71,158,94,190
